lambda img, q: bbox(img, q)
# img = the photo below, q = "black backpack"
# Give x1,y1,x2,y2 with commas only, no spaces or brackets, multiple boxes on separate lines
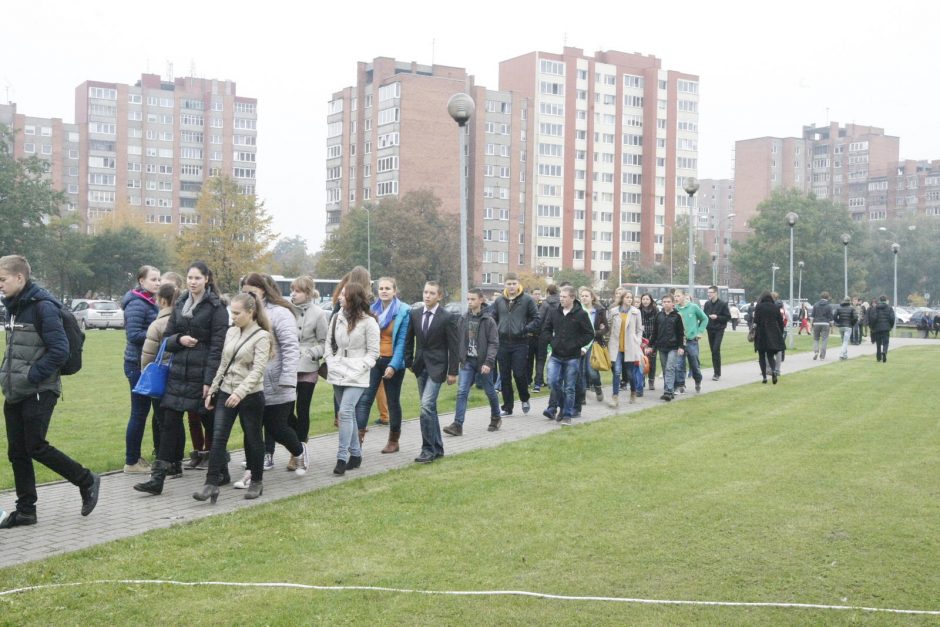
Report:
58,306,85,375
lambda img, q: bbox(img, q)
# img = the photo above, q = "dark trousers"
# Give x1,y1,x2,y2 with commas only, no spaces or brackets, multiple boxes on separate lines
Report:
707,328,725,377
206,391,265,485
263,401,303,459
5,391,92,515
525,336,539,385
356,356,405,432
158,408,194,464
288,380,316,442
497,341,530,412
534,338,549,387
187,410,212,452
757,350,777,377
124,362,156,465
873,331,890,360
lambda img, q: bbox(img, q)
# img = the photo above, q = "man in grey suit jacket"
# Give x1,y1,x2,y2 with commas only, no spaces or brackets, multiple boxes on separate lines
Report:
405,281,458,463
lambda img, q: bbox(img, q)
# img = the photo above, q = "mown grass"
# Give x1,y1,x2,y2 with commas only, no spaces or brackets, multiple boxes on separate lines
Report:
0,346,936,625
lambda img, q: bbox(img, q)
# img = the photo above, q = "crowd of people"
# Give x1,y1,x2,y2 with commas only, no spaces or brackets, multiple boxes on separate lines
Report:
0,250,902,527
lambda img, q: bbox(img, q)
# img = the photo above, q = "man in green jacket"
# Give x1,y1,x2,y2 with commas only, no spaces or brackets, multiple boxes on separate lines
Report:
674,289,709,393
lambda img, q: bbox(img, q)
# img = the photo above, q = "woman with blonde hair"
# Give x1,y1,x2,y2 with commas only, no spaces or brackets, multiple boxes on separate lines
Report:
607,290,644,406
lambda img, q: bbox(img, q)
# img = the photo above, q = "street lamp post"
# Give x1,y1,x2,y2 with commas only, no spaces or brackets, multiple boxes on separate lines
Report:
785,212,798,348
841,233,850,299
892,242,900,306
447,93,475,312
365,205,372,277
798,260,804,303
711,253,718,286
771,263,780,294
683,178,700,297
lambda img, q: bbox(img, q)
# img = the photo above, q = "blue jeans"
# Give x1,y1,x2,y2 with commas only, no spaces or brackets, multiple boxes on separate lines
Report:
334,385,366,462
355,356,406,432
548,356,580,418
496,341,530,412
675,338,702,385
613,353,644,396
839,326,852,358
417,371,445,457
124,362,155,465
658,349,679,394
455,358,500,425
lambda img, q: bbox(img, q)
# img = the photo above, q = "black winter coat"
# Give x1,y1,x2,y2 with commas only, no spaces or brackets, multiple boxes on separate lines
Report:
868,303,895,333
753,300,785,352
540,300,595,360
161,288,229,413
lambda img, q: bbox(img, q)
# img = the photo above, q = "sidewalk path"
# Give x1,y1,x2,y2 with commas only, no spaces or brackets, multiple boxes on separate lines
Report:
0,338,933,568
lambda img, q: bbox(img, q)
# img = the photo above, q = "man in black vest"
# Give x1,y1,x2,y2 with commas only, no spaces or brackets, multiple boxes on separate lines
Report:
405,281,458,463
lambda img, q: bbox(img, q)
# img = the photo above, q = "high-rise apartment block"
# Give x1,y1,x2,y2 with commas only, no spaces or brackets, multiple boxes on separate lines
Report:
0,103,80,213
74,74,257,231
730,122,940,227
327,48,699,288
696,178,736,284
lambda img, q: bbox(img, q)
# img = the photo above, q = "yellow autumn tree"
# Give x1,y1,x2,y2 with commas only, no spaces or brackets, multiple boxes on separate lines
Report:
176,176,275,292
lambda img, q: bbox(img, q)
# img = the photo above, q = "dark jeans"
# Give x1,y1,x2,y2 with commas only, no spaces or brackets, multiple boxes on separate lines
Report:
525,336,539,385
158,408,192,464
873,331,890,359
534,338,549,387
497,341,530,412
263,401,303,459
757,350,778,377
206,391,265,485
289,380,317,442
5,391,92,515
356,356,405,432
707,328,725,377
124,362,156,465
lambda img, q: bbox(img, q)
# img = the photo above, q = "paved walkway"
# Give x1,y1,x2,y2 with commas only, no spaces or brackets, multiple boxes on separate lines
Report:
0,337,933,568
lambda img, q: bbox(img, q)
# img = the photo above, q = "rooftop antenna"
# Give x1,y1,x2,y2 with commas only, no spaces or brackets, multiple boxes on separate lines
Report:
166,61,174,82
431,38,435,65
190,59,197,79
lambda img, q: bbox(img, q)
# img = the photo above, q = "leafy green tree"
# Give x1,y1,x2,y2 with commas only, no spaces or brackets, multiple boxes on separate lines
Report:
34,213,92,299
176,176,275,292
0,125,65,255
861,216,940,305
731,188,864,301
268,235,317,277
317,189,461,303
661,215,714,286
84,226,168,298
551,268,594,290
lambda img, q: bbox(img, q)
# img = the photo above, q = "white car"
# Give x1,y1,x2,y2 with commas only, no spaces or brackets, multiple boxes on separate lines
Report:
71,300,125,330
893,307,913,324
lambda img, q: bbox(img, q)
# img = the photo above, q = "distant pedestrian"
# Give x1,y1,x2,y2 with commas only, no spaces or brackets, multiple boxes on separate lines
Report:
490,273,540,416
638,293,659,391
674,289,708,393
753,291,785,384
648,294,685,402
703,285,731,381
0,255,100,528
576,286,609,410
729,303,741,331
798,302,811,335
811,291,835,360
868,295,896,362
834,297,859,360
607,290,643,406
541,286,595,423
140,282,180,471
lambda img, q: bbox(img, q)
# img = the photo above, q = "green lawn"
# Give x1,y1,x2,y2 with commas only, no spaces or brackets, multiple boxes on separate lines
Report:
0,346,937,624
0,327,878,489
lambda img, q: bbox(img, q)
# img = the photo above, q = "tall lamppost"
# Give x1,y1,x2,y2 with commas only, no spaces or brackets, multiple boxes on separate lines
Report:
447,93,474,312
364,205,372,277
785,211,798,347
797,260,804,303
684,178,700,297
840,233,850,299
891,242,900,306
771,263,780,294
711,252,718,286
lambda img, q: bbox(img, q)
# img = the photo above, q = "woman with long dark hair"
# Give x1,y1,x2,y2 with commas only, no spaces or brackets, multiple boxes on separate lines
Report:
638,293,659,391
194,293,272,502
326,283,380,475
122,264,161,474
133,261,228,496
753,290,785,384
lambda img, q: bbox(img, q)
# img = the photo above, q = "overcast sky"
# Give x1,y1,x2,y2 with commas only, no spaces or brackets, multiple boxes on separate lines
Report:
4,0,938,251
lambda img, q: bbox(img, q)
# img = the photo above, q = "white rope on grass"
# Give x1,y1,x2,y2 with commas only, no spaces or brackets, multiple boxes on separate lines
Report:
0,579,938,616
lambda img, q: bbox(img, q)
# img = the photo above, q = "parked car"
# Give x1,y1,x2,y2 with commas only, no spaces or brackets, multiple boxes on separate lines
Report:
71,299,124,329
893,306,913,325
908,308,938,330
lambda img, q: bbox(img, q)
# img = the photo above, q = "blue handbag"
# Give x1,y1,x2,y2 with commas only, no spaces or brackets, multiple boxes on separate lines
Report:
133,339,173,399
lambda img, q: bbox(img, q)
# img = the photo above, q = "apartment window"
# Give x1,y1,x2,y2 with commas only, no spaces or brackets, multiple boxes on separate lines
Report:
234,118,256,130
378,82,401,101
180,147,203,159
537,204,561,218
128,94,142,104
378,132,399,148
181,114,204,127
377,156,399,173
89,87,117,100
233,167,256,179
378,108,400,125
539,59,565,75
327,144,342,159
376,180,399,197
235,101,256,114
24,143,35,153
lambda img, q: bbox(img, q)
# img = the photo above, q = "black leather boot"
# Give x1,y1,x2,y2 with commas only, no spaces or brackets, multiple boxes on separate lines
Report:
133,460,168,495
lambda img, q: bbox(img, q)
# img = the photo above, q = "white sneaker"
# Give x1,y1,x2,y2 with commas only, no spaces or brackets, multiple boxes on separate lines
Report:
263,453,274,470
240,460,248,469
295,443,309,476
233,470,251,489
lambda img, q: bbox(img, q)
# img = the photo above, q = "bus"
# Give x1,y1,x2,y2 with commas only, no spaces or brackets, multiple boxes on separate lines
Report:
270,275,341,305
619,283,745,306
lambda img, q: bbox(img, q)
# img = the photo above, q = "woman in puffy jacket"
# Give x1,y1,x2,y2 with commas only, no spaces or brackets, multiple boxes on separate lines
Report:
326,282,380,476
122,265,161,474
355,277,410,454
133,261,228,496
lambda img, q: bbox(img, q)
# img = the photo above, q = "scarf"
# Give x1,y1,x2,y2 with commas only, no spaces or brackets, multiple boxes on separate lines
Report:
371,297,401,330
132,288,157,306
181,289,205,318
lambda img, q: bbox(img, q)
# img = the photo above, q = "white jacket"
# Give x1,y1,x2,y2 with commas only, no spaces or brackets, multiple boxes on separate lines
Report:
325,310,380,388
295,301,328,373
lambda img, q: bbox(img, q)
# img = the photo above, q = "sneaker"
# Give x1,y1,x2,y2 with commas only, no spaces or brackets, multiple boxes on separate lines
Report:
677,386,686,395
533,384,542,393
263,453,274,471
543,407,557,420
487,417,502,432
240,460,248,469
233,470,252,489
560,416,572,426
712,375,720,381
0,510,37,529
695,382,701,393
123,460,151,474
594,387,604,402
295,444,309,476
443,422,463,436
80,472,101,517
522,401,531,414
500,409,512,417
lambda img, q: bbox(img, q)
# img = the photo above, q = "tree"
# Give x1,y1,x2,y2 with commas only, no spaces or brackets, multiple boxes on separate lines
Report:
176,176,275,293
33,213,92,299
517,270,548,294
0,125,65,255
860,215,940,305
551,268,593,290
84,226,169,298
268,235,317,277
731,188,863,301
661,215,714,286
317,190,461,302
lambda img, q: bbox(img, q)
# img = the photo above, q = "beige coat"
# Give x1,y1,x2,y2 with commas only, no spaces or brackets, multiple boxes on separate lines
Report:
608,306,644,362
324,311,380,388
208,322,272,400
140,307,173,369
